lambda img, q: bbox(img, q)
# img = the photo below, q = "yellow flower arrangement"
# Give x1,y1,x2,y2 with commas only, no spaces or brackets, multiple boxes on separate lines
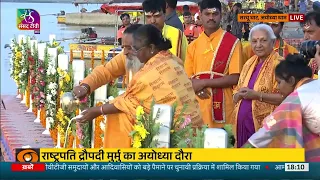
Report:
56,107,73,146
15,51,22,59
130,103,161,148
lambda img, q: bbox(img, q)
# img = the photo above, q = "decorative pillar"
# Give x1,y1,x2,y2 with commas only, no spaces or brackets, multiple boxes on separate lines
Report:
72,60,85,87
204,129,228,148
49,34,56,45
34,43,46,123
152,104,173,148
42,47,58,135
58,54,69,71
27,40,38,113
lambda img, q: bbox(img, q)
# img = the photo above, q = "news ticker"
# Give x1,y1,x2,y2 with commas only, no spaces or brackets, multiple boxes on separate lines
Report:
15,148,305,162
2,162,319,179
237,13,305,23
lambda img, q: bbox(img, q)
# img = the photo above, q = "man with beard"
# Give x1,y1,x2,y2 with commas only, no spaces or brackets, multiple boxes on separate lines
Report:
73,24,144,148
184,0,243,128
142,0,188,61
242,8,298,63
302,11,320,79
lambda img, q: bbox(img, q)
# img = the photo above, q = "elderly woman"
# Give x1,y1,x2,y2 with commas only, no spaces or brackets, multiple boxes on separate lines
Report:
244,54,320,162
232,24,284,148
78,24,202,148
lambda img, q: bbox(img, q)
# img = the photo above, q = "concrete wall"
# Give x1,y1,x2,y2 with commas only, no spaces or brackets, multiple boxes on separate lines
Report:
65,13,144,26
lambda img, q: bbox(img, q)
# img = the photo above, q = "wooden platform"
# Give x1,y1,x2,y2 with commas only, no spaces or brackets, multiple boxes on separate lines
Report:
0,95,54,162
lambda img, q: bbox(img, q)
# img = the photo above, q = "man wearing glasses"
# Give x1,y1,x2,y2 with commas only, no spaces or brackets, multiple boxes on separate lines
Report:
242,8,298,63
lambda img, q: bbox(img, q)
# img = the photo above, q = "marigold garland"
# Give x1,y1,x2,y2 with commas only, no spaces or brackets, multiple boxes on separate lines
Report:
94,102,104,148
32,108,38,117
26,76,31,108
40,107,46,128
49,128,58,145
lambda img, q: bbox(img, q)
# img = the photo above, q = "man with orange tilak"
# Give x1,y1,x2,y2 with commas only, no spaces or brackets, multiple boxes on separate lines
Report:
73,24,144,148
242,8,298,63
184,0,243,128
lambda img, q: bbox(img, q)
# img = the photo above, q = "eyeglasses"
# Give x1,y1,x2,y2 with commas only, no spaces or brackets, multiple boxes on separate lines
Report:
131,46,146,53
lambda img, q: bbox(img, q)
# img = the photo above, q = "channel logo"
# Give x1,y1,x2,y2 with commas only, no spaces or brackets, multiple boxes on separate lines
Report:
17,9,41,34
15,148,40,162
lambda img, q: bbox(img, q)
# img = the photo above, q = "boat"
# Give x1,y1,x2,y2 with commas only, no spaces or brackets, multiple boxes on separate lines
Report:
69,27,118,60
69,9,144,60
100,1,199,15
57,10,66,24
57,16,66,24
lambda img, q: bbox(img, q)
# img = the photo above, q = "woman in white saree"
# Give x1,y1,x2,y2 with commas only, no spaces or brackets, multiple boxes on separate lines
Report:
242,54,320,162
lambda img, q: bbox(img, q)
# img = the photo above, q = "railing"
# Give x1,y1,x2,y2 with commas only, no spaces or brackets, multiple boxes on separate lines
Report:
64,49,121,64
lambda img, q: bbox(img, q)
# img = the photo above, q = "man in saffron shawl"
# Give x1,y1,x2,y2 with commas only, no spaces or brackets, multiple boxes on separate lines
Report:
142,0,188,61
184,0,243,128
77,25,202,148
302,11,320,79
232,24,284,148
242,8,298,63
73,24,144,148
243,54,320,162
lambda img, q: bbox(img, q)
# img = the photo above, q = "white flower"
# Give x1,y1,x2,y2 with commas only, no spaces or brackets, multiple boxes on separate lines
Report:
46,94,52,101
50,68,56,75
51,89,56,96
108,96,114,101
48,82,57,89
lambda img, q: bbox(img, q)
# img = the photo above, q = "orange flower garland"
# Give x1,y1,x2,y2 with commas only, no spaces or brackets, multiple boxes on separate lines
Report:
94,102,104,148
49,128,58,145
68,135,75,148
32,108,37,117
40,107,46,127
26,76,31,108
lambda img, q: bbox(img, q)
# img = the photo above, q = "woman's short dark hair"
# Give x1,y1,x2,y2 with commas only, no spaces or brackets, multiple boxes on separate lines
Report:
133,24,172,51
275,53,312,82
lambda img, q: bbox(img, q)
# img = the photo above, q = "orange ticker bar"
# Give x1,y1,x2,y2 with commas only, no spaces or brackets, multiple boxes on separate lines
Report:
237,14,306,23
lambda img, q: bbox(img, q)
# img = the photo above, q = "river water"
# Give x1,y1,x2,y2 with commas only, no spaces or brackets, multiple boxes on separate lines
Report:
1,2,115,95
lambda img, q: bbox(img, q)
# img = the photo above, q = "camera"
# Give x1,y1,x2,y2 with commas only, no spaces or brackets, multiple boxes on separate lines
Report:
300,40,320,59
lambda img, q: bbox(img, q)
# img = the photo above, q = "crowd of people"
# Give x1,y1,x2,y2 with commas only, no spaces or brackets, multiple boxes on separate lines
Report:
73,0,320,161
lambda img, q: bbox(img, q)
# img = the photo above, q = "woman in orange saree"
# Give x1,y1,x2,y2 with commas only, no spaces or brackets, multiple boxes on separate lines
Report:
243,54,320,162
232,24,284,148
